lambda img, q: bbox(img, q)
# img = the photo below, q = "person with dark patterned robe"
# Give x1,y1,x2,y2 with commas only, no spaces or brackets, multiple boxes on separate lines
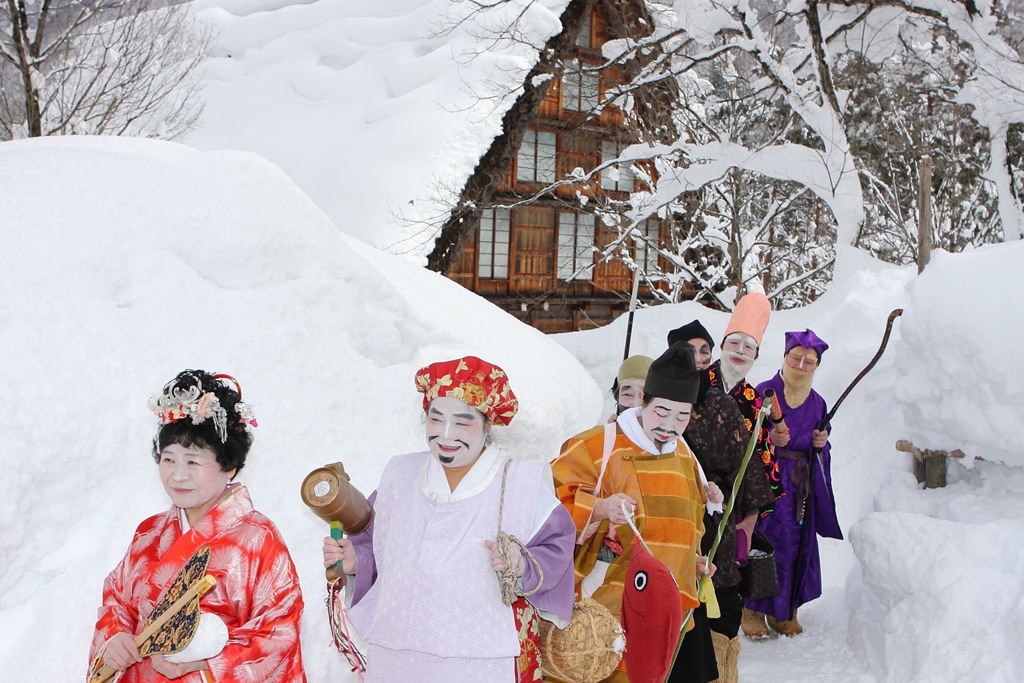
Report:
685,367,774,682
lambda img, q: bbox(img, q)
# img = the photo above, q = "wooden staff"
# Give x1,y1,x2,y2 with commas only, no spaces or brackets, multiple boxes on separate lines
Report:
819,308,904,430
622,265,641,360
89,575,216,683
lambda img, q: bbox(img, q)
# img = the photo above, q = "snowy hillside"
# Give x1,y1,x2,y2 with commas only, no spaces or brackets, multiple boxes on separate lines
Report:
188,0,568,257
0,136,600,681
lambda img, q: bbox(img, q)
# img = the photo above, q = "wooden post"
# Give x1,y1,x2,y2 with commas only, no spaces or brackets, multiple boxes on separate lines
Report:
917,156,932,274
924,455,946,489
895,440,964,489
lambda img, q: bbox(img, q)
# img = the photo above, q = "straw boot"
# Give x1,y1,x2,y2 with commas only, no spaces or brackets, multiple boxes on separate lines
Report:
726,636,740,683
767,609,803,637
740,607,768,639
709,631,739,683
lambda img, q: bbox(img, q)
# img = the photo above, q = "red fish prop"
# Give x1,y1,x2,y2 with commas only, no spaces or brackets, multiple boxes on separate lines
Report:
621,542,683,683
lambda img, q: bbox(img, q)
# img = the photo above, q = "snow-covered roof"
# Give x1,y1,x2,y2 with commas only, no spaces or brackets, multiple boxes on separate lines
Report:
189,0,571,260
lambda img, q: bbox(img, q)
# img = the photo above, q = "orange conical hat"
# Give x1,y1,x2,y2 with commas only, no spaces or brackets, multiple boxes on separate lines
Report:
722,293,771,346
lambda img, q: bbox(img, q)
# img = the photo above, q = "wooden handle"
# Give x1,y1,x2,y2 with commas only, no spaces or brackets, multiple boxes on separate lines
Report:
327,520,344,582
762,389,783,421
762,388,788,434
896,439,966,459
89,575,217,683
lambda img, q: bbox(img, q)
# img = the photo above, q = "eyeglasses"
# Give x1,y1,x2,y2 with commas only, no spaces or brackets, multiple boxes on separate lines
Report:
786,352,818,369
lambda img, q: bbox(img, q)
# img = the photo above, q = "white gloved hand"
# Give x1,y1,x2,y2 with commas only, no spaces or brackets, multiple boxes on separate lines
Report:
164,611,228,663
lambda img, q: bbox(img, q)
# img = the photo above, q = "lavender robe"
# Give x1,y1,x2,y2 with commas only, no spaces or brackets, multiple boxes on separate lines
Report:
346,448,575,682
745,372,841,621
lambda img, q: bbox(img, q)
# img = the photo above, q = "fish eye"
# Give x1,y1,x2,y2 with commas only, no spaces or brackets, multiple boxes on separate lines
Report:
634,570,648,591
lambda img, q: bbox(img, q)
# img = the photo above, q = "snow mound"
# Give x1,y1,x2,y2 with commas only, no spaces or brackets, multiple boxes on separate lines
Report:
848,459,1024,682
895,243,1024,466
189,0,568,257
0,136,599,681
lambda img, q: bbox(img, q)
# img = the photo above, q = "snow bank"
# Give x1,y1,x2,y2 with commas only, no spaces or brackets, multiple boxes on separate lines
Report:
189,0,569,257
848,460,1024,682
895,242,1024,466
846,243,1024,681
0,136,599,681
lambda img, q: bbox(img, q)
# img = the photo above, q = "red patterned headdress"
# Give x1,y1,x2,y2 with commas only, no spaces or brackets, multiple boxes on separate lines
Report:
414,356,519,426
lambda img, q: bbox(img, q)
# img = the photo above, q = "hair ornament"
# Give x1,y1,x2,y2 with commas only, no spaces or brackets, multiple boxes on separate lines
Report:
236,401,258,429
212,373,258,429
148,371,258,442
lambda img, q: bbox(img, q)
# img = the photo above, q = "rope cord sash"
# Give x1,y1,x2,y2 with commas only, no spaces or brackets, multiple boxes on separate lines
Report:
620,499,649,553
326,577,367,677
496,458,544,606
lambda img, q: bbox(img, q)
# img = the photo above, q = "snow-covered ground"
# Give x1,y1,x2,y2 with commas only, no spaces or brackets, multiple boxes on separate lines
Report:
2,128,1024,682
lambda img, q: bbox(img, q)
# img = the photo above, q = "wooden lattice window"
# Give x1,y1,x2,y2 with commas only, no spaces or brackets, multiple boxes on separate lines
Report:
601,141,635,193
557,212,595,280
478,207,510,279
513,205,555,281
635,218,662,273
517,129,557,184
576,10,592,47
563,60,600,112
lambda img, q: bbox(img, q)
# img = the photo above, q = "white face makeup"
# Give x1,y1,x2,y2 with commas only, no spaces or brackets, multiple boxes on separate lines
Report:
617,379,645,411
720,332,757,383
722,332,757,363
425,396,488,468
687,338,713,370
639,396,692,447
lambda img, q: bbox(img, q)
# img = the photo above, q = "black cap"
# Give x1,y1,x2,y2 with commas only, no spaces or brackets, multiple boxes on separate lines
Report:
644,342,700,404
667,319,715,350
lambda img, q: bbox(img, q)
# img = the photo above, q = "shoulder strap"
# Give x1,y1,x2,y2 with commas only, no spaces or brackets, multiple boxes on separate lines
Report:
576,423,618,545
595,422,616,494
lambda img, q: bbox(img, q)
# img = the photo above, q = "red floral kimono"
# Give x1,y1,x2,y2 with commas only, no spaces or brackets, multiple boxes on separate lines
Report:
88,486,305,683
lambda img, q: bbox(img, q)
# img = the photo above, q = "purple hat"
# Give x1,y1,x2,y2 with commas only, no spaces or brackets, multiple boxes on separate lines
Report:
784,329,829,360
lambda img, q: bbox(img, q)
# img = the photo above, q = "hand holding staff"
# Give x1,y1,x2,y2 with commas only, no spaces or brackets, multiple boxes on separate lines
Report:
767,388,790,446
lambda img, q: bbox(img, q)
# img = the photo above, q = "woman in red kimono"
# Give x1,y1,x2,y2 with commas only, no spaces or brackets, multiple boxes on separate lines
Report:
88,370,306,683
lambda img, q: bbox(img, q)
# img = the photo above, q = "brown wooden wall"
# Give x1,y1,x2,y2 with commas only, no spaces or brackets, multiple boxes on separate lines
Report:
445,0,663,333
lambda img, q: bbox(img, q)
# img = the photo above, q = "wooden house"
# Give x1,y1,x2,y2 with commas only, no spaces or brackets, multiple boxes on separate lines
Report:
445,1,669,334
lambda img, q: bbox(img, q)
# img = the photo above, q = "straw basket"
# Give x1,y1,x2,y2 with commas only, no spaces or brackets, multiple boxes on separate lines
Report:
539,598,623,683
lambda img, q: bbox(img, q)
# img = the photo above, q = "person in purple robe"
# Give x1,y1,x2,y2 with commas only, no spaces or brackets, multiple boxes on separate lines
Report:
321,356,575,683
744,329,842,636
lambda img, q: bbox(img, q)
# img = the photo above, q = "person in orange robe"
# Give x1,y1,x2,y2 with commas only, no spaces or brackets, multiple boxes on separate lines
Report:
88,370,305,683
550,343,720,683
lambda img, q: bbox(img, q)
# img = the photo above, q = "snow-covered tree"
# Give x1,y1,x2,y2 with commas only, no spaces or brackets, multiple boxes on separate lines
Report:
840,27,1003,264
0,0,211,141
589,0,1024,308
